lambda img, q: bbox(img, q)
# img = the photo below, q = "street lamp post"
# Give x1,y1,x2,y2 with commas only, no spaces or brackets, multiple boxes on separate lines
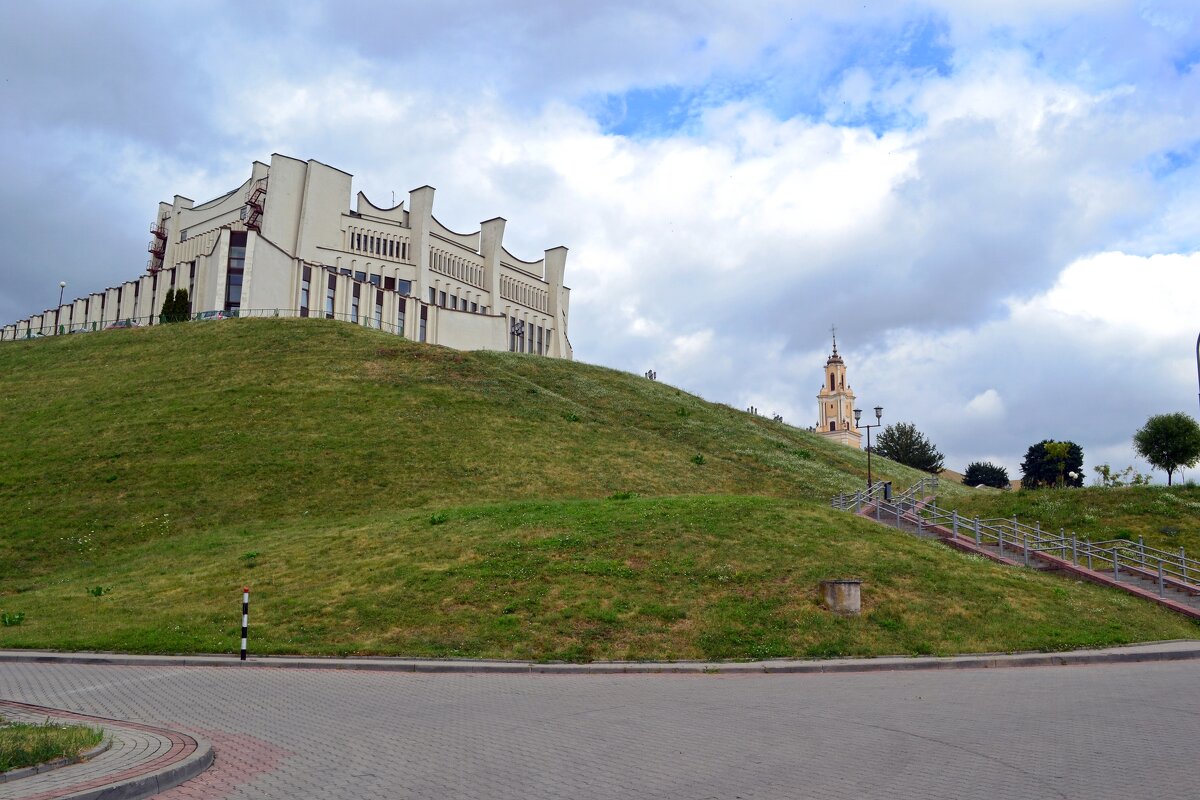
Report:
854,405,884,489
1195,330,1199,416
58,281,66,307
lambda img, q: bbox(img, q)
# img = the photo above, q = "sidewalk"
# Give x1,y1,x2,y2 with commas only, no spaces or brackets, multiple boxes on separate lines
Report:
0,700,211,800
2,639,1199,675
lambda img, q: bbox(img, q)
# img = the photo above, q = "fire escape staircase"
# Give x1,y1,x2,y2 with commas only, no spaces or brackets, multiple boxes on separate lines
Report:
245,178,267,231
146,223,168,273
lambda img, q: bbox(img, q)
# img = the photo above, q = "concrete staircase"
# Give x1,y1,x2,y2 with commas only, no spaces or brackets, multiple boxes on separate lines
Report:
837,483,1200,621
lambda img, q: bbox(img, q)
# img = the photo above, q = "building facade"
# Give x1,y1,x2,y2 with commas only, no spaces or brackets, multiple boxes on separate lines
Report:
816,334,862,448
2,154,572,358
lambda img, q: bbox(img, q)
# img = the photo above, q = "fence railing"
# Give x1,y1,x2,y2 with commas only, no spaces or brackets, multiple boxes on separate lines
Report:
834,481,1199,598
4,308,412,340
831,475,938,514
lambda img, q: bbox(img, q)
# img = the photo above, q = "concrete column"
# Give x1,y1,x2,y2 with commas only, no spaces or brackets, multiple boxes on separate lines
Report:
408,186,436,308
480,217,506,313
544,246,567,357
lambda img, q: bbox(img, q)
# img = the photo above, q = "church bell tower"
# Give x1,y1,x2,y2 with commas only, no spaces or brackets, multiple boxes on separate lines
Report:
816,328,862,449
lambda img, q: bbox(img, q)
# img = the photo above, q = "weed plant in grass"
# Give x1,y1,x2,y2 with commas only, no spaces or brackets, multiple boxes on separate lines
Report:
948,486,1200,555
0,715,104,773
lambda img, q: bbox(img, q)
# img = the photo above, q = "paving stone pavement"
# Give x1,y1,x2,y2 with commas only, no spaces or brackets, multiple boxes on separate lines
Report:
0,698,206,800
1,659,1198,799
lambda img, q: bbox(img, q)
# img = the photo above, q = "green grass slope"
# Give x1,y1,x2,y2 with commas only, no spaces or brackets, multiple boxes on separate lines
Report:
948,485,1200,554
0,319,1194,659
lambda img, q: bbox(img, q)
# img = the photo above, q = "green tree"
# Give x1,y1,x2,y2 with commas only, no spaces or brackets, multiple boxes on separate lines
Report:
159,289,191,323
1092,464,1151,488
1133,412,1200,486
174,288,190,321
963,461,1009,489
872,422,944,473
160,289,177,323
1019,440,1084,489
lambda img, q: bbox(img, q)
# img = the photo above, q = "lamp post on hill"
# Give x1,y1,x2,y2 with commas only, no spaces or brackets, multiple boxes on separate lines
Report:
854,405,883,489
1195,330,1199,415
58,281,66,307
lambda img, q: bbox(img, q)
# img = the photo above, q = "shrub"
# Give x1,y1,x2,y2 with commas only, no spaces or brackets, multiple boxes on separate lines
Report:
963,461,1010,489
1020,440,1084,489
873,422,945,473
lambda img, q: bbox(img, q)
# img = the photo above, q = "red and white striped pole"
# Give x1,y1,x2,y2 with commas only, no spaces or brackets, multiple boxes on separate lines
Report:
240,586,250,661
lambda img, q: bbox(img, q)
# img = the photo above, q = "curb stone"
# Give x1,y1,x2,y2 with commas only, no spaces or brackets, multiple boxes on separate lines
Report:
0,740,112,784
65,735,213,800
0,701,213,800
1,640,1199,675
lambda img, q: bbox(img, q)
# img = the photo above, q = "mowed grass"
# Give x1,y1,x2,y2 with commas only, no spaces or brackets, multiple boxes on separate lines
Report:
0,319,1195,659
947,486,1200,555
1,495,1193,660
0,715,104,773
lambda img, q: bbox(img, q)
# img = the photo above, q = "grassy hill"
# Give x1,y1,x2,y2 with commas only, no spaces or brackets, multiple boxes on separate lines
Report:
0,319,1195,659
947,485,1200,555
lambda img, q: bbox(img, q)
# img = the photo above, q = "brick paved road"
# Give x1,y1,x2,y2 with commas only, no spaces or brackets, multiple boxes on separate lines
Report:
1,661,1197,799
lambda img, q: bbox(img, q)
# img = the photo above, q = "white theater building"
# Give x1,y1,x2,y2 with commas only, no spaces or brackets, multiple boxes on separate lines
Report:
2,154,572,358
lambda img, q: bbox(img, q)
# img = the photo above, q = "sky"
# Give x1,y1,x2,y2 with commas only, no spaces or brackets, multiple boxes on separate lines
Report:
1,0,1198,483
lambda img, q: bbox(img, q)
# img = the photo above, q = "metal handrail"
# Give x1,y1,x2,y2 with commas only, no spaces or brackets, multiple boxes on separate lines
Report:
833,480,1199,597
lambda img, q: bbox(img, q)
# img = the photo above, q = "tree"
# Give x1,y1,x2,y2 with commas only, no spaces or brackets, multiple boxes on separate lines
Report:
175,288,191,321
1092,464,1151,488
872,422,945,473
160,289,191,323
1020,440,1084,489
1133,413,1200,486
963,461,1009,489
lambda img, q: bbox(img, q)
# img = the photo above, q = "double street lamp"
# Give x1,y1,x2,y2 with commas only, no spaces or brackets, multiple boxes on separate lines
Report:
854,405,884,489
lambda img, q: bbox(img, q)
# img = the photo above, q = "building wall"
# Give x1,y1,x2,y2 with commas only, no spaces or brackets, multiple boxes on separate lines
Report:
3,154,570,357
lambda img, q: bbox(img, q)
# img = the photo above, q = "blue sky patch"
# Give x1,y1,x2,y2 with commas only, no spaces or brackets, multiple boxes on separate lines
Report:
588,11,953,139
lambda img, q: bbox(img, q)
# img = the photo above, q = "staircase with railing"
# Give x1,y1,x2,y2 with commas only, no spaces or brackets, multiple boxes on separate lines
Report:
832,480,1200,619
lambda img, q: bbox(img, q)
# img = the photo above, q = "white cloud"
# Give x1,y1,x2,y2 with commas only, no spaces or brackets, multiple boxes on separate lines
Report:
2,1,1199,485
966,389,1006,419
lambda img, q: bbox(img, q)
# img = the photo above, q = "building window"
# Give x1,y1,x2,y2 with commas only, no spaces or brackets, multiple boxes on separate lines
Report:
439,291,447,307
374,290,384,328
537,325,544,355
224,231,246,313
450,294,458,309
384,276,395,292
388,240,395,258
351,283,361,323
354,271,366,282
397,297,406,337
300,266,312,318
419,305,427,342
398,279,412,295
470,302,478,313
429,287,436,304
340,267,351,276
188,261,197,305
369,274,381,286
326,274,336,319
